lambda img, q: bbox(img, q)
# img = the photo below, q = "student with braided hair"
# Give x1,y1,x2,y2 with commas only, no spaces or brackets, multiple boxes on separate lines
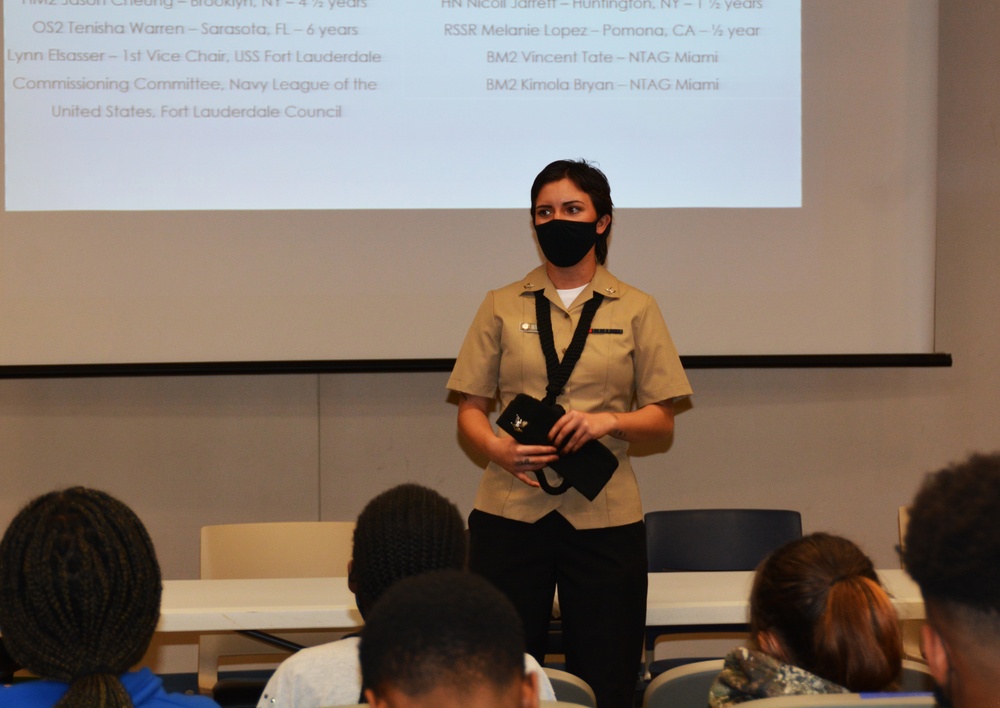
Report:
708,533,903,706
347,482,468,619
0,487,219,708
256,483,554,707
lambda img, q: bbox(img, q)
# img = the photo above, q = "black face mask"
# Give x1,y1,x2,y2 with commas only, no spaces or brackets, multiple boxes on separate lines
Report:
534,219,599,268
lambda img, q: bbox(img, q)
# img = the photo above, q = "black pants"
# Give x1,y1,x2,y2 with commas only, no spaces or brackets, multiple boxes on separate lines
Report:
469,510,647,708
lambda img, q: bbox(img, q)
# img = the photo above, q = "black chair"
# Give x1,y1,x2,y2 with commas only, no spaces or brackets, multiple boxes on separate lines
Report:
643,508,802,678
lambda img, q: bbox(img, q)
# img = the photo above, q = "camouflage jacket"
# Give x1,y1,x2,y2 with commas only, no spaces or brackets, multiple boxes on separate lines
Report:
708,646,849,707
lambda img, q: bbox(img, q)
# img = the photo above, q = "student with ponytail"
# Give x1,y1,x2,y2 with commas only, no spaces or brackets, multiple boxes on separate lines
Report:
709,533,903,706
0,487,219,708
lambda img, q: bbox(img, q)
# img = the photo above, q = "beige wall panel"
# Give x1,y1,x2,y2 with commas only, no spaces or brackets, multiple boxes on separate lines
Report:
0,374,321,580
640,366,960,568
318,371,482,522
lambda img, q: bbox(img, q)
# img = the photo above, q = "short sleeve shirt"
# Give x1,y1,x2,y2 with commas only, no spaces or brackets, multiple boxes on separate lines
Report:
447,265,691,529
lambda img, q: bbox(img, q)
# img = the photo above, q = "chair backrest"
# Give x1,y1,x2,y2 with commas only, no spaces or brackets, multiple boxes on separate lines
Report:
897,659,934,693
898,506,911,559
198,521,356,695
748,694,934,707
542,667,596,708
895,507,927,663
643,659,724,708
645,509,802,572
200,520,356,579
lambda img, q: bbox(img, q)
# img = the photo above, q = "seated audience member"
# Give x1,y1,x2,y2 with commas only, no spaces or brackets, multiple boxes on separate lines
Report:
360,569,539,708
0,487,220,708
257,483,554,707
903,452,1000,708
709,532,902,706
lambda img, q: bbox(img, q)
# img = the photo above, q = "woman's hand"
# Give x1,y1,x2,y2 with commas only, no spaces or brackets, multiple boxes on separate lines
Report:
548,410,618,454
457,393,558,487
549,401,675,453
488,436,559,487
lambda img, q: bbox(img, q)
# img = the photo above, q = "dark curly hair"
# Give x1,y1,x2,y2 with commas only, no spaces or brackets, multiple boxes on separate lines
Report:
349,483,467,618
530,159,614,265
903,452,1000,638
360,569,525,700
0,487,162,708
750,532,902,692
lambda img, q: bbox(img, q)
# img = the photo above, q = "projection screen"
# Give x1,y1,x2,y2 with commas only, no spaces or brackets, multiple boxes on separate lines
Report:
1,1,939,369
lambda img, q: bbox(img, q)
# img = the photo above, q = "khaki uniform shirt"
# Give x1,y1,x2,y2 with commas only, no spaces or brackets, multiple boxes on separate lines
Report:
448,265,692,529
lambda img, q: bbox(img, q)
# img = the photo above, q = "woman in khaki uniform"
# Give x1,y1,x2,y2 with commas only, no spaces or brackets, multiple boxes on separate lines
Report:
448,159,691,708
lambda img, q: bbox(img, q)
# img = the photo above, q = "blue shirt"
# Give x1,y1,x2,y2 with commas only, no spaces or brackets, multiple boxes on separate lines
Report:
0,668,220,707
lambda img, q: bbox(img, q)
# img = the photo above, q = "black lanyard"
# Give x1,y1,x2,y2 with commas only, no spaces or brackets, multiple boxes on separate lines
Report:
533,290,604,406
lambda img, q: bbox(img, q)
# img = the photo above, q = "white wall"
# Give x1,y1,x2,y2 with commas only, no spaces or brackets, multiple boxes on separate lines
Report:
2,0,998,674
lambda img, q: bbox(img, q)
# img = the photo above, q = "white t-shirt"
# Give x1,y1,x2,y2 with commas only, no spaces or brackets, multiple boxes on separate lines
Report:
556,284,588,309
256,636,556,707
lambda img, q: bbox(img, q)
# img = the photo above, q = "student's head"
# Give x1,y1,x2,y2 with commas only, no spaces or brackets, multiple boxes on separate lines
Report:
0,487,162,708
749,532,902,692
348,483,467,618
359,569,538,708
903,452,1000,707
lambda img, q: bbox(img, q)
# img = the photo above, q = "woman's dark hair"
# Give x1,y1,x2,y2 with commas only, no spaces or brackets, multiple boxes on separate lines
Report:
749,532,902,692
349,483,467,618
530,159,614,265
0,487,162,708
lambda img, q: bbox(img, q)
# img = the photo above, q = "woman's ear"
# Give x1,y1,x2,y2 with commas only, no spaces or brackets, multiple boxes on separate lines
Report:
756,630,789,663
596,214,611,235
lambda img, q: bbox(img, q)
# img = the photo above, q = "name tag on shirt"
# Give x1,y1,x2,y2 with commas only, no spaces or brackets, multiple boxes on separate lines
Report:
520,323,623,335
